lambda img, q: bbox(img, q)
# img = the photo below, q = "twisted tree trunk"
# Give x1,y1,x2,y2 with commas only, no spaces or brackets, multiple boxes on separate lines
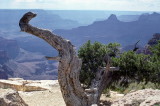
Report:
19,12,113,106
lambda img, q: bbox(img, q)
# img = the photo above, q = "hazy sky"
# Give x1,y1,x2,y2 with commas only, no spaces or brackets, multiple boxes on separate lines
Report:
0,0,160,11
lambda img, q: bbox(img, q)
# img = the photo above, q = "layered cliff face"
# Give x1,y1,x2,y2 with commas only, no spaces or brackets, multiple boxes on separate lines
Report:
0,50,9,79
0,50,9,64
3,60,58,80
0,37,58,80
0,37,19,79
0,58,58,80
0,37,20,59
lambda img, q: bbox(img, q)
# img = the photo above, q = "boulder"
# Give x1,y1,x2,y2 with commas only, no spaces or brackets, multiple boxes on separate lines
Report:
112,89,160,106
0,89,28,106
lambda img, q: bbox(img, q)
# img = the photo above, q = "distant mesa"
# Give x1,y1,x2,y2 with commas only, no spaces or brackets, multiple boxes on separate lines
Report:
138,12,160,21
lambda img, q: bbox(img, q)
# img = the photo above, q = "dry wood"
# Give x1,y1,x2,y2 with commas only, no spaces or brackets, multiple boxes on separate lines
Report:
19,12,114,106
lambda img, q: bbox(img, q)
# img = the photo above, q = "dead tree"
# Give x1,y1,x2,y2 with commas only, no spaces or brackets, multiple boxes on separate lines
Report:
133,40,140,52
19,12,114,106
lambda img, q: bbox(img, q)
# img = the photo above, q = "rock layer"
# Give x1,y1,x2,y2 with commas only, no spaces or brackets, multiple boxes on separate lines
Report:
0,78,49,92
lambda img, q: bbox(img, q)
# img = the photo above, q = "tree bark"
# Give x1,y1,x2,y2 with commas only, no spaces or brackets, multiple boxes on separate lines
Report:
19,12,113,106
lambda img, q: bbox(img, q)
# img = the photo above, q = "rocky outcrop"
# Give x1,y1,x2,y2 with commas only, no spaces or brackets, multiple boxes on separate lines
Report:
0,78,49,92
148,33,160,46
0,89,28,106
137,33,160,54
112,89,160,106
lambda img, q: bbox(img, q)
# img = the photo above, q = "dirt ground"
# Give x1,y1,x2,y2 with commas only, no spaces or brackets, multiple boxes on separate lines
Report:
1,79,159,106
0,79,121,106
19,83,66,106
19,84,120,106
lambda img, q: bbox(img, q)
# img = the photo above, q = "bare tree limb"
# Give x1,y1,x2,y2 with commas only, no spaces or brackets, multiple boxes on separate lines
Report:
133,40,140,52
19,12,115,106
45,56,61,61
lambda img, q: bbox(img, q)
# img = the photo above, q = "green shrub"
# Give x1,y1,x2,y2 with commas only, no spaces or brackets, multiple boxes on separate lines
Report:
78,40,160,90
78,40,120,86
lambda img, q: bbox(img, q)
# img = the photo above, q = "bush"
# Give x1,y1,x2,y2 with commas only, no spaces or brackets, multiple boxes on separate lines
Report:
112,51,151,85
78,40,120,86
78,40,160,90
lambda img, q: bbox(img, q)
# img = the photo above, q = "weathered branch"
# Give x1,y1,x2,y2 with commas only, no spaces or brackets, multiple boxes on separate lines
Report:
19,12,114,106
133,40,140,52
87,55,113,105
19,12,88,106
45,56,61,61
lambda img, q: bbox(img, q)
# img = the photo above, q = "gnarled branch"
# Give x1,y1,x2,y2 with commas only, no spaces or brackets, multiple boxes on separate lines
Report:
19,12,114,106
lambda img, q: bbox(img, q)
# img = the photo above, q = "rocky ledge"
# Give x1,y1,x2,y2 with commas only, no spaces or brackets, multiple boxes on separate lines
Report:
0,78,58,92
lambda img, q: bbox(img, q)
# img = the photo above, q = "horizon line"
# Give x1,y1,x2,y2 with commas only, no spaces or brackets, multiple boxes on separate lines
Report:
0,9,159,12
